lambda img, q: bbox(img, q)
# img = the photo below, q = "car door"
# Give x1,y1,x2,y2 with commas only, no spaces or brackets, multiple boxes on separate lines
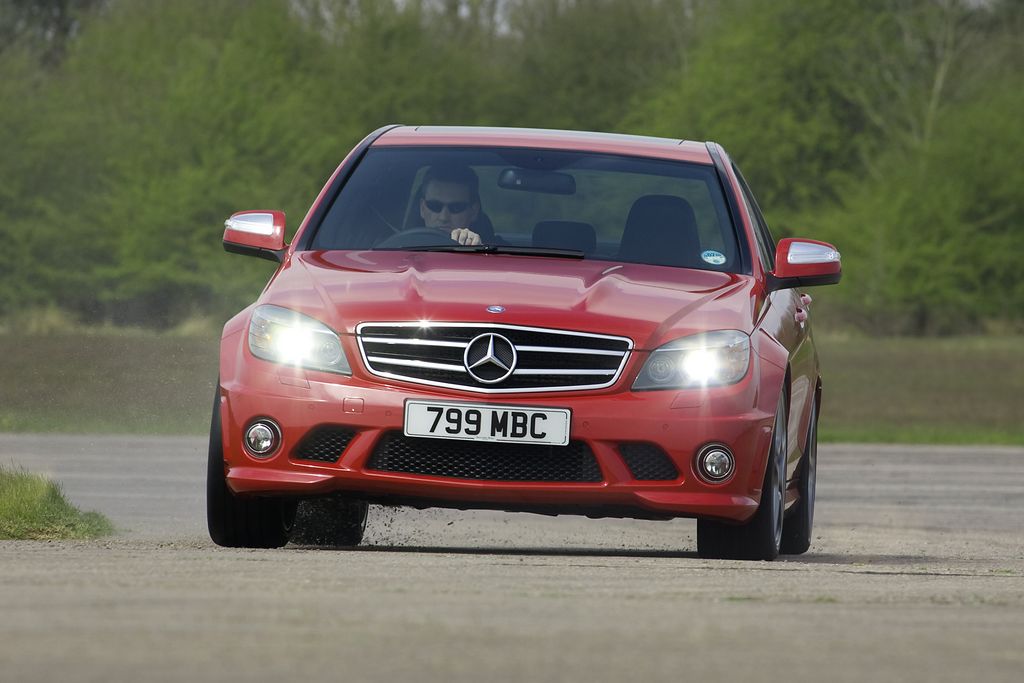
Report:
733,165,814,479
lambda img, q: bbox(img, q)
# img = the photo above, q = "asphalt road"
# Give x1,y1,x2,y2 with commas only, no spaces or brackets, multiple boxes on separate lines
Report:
1,434,1023,682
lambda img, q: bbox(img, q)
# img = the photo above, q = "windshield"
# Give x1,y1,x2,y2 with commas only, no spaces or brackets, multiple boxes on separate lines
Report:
310,147,741,273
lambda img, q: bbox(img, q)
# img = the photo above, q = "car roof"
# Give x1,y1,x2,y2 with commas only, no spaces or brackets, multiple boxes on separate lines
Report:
373,126,713,165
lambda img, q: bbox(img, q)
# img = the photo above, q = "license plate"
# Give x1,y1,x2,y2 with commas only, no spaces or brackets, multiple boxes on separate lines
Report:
404,400,571,446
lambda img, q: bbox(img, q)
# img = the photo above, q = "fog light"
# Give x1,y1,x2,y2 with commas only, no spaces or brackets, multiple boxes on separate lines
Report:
244,420,280,457
696,444,734,483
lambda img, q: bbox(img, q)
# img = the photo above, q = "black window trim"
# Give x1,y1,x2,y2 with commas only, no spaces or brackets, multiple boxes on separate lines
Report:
731,162,777,273
705,142,754,276
294,123,403,252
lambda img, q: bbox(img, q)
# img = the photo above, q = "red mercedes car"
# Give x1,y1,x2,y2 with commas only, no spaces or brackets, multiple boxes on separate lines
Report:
208,125,841,560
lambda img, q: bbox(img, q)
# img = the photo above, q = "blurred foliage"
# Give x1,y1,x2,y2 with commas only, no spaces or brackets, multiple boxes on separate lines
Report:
0,0,1020,333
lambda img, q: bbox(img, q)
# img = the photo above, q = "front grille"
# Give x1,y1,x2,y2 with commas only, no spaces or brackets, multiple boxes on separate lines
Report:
618,443,679,480
357,323,632,393
293,426,358,463
367,432,603,482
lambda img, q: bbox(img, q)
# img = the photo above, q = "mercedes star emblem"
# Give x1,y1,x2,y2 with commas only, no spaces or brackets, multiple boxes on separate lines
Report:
464,333,517,384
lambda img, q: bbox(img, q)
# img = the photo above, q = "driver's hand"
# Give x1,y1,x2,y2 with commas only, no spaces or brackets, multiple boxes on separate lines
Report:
450,228,481,245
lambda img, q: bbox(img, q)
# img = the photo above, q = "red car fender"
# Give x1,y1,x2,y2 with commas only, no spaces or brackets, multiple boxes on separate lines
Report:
749,329,790,495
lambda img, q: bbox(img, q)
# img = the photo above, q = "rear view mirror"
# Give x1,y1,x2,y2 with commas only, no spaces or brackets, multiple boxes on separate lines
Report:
498,168,576,195
223,210,286,263
769,238,841,291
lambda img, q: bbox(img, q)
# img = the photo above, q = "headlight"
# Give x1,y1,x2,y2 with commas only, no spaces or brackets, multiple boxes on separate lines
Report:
632,330,749,390
248,305,351,375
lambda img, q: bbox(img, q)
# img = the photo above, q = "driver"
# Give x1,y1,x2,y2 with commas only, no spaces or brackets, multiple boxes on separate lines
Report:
418,165,483,245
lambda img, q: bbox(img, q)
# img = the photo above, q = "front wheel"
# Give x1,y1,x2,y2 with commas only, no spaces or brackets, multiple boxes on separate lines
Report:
781,396,818,555
207,387,295,548
697,389,787,561
291,495,369,547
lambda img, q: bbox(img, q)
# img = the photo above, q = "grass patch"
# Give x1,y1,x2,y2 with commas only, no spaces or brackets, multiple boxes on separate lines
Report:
815,334,1024,445
0,331,218,435
0,465,114,540
0,330,1021,445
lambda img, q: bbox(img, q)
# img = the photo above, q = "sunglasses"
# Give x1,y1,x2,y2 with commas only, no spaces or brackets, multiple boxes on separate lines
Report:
423,199,473,214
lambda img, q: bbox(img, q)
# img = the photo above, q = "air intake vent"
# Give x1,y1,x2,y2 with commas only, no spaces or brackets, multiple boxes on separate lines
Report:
367,432,603,482
618,442,679,480
293,427,358,463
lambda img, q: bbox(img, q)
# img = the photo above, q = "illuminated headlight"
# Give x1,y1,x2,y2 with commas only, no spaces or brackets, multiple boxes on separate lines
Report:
248,305,351,375
632,330,749,390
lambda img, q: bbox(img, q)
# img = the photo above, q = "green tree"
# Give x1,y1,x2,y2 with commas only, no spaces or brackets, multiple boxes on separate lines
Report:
508,0,693,132
22,0,334,325
625,0,883,213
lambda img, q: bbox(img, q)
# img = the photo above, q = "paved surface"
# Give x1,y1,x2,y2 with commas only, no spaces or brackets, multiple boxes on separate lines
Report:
1,435,1023,682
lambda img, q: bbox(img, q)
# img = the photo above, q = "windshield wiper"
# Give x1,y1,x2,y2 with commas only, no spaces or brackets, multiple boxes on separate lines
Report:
401,245,586,259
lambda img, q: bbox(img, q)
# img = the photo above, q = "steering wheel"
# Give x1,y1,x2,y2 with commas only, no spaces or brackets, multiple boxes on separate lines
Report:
374,227,456,249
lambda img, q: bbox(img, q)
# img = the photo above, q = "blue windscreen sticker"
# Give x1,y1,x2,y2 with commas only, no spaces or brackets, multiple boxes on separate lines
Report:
701,250,726,265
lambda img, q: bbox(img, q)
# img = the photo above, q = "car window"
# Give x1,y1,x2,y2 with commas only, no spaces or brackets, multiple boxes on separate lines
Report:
312,147,742,273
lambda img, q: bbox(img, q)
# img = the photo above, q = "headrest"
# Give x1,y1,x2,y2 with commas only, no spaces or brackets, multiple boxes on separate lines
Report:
619,195,701,268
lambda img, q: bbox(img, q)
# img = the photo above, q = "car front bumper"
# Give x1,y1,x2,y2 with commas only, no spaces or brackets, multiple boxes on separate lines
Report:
219,354,777,523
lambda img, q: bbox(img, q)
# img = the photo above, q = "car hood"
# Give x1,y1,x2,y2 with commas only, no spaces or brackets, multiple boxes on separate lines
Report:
263,251,757,350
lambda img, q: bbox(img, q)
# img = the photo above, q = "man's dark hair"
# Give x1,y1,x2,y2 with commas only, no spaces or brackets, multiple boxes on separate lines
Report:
419,165,480,204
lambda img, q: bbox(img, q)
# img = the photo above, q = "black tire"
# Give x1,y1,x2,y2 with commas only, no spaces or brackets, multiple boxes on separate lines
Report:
697,389,788,561
207,387,295,549
781,396,818,555
290,495,369,547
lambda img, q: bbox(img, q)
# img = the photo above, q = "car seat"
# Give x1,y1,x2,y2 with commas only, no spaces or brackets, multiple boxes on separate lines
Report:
618,195,702,268
471,211,496,242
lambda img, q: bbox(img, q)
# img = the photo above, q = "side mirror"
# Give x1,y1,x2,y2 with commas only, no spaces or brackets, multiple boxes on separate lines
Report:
223,210,286,263
769,238,841,291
